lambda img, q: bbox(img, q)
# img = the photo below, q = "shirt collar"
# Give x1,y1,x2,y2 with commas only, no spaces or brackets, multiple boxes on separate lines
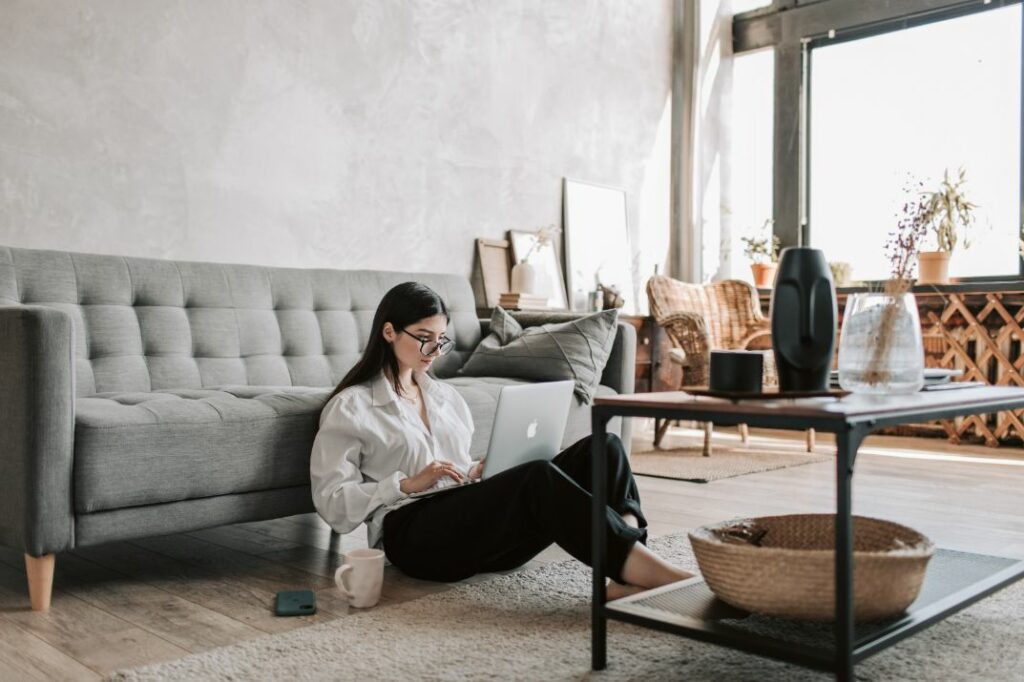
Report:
416,371,448,407
370,370,448,408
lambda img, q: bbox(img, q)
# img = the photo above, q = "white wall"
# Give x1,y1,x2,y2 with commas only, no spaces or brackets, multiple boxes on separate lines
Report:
0,0,671,298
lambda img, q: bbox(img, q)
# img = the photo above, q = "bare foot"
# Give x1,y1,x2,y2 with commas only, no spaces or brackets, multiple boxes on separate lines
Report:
606,580,646,602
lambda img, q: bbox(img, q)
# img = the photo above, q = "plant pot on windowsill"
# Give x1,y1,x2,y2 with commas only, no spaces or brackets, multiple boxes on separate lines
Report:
750,263,778,289
917,251,950,285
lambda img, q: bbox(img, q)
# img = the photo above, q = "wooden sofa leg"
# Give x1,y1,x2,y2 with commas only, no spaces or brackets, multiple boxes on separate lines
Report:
806,428,816,452
25,554,55,611
703,422,713,457
739,423,749,444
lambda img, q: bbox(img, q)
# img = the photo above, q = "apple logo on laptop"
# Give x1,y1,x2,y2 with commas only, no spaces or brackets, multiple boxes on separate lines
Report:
526,419,539,439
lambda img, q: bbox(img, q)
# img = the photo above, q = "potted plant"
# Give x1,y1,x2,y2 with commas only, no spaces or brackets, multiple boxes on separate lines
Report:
741,220,781,288
829,261,852,288
916,168,977,285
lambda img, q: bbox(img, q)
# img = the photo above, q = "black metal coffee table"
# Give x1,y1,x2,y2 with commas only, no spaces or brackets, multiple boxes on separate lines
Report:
590,387,1024,681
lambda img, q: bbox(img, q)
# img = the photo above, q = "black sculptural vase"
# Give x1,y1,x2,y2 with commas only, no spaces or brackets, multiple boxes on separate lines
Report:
769,247,837,392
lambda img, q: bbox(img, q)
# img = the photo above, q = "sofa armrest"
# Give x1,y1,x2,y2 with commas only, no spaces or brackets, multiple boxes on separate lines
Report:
601,319,636,395
480,311,636,395
0,306,75,555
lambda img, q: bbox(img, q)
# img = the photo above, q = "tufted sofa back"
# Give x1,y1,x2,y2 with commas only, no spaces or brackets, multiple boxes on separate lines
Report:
0,247,481,397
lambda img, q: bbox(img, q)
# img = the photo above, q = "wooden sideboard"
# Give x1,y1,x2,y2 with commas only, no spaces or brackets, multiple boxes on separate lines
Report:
620,315,682,394
759,281,1024,447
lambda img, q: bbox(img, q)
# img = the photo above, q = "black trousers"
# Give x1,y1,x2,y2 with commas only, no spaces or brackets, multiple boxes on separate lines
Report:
382,433,648,584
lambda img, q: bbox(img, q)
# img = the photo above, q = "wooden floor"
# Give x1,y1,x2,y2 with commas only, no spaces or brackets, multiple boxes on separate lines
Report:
1,422,1022,679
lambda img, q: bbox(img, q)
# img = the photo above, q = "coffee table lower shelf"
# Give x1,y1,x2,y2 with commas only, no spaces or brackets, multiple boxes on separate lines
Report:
605,549,1024,672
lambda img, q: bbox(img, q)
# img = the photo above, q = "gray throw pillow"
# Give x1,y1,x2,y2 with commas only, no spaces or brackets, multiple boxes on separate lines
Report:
459,307,619,402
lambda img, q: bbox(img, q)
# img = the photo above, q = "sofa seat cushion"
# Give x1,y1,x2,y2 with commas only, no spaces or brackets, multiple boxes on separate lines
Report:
74,386,330,513
444,376,619,459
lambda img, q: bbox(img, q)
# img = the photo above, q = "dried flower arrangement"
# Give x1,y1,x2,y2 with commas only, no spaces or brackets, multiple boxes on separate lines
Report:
886,185,932,289
519,224,561,264
861,184,931,386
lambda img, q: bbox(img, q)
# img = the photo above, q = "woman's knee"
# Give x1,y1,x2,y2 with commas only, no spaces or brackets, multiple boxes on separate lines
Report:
601,433,629,465
572,432,623,451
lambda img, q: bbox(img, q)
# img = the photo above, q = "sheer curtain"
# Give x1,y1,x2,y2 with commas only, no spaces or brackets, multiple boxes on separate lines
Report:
679,0,772,285
696,0,736,283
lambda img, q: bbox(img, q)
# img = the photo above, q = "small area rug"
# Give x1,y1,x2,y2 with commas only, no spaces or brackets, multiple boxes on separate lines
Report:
630,438,831,483
110,535,1022,681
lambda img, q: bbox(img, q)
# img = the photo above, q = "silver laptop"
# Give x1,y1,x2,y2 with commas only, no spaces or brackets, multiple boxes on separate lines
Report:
407,380,575,499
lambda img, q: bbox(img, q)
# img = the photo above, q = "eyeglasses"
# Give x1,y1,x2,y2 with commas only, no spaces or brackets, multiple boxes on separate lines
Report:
399,329,455,356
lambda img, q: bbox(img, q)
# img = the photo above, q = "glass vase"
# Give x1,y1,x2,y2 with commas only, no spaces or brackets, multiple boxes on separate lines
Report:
838,292,924,394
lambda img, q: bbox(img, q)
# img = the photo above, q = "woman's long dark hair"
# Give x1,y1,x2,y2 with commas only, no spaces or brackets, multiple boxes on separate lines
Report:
329,282,450,400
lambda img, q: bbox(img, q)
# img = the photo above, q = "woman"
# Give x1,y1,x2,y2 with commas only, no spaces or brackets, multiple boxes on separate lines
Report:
310,282,692,599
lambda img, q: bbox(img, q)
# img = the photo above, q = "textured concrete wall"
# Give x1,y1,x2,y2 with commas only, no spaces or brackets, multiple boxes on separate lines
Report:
0,1,671,291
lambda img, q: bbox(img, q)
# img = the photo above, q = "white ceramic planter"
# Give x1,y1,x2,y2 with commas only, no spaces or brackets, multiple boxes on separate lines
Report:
510,261,537,294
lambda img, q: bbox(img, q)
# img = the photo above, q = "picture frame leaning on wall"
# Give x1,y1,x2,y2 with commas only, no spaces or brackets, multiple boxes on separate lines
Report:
475,238,513,309
563,178,635,313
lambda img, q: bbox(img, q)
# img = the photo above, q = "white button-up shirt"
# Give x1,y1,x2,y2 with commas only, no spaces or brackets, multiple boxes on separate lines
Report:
310,370,476,548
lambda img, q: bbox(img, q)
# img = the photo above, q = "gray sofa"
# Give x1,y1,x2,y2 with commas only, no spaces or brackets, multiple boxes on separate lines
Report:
0,246,635,610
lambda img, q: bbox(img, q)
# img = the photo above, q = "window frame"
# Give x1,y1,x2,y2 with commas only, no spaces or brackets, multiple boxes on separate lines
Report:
733,0,1024,283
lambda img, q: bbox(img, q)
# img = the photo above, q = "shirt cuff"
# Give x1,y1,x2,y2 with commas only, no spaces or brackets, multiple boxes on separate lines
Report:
381,471,409,505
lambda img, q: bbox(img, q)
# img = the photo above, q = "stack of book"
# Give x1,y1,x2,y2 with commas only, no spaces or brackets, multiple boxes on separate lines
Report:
498,292,550,311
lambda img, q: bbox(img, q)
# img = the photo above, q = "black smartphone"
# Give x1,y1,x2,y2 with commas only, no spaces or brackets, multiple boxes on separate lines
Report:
274,589,317,617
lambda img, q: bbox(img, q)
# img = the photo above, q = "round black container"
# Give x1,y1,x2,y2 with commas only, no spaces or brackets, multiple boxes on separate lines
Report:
709,350,764,394
769,247,837,392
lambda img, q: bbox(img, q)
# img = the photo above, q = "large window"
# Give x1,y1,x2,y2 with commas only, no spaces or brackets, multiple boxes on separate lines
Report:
808,4,1022,281
726,47,774,283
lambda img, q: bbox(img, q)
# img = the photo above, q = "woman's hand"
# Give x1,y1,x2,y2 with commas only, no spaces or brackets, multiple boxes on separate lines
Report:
400,460,465,494
468,459,486,481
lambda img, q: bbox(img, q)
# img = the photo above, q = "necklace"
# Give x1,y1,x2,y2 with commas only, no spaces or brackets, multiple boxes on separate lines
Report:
400,385,420,404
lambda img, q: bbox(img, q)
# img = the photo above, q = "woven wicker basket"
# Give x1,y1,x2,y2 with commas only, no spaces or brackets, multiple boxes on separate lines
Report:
689,514,934,622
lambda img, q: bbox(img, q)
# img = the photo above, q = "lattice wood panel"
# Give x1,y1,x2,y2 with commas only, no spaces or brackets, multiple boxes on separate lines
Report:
925,293,1024,446
759,287,1024,447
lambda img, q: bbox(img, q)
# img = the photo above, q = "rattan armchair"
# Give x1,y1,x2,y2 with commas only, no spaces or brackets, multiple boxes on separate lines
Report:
646,276,814,455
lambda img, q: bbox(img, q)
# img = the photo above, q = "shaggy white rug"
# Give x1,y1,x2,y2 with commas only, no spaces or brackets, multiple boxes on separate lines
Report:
110,535,1023,681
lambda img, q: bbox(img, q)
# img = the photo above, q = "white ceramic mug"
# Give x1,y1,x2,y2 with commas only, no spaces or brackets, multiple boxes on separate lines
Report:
334,548,385,608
